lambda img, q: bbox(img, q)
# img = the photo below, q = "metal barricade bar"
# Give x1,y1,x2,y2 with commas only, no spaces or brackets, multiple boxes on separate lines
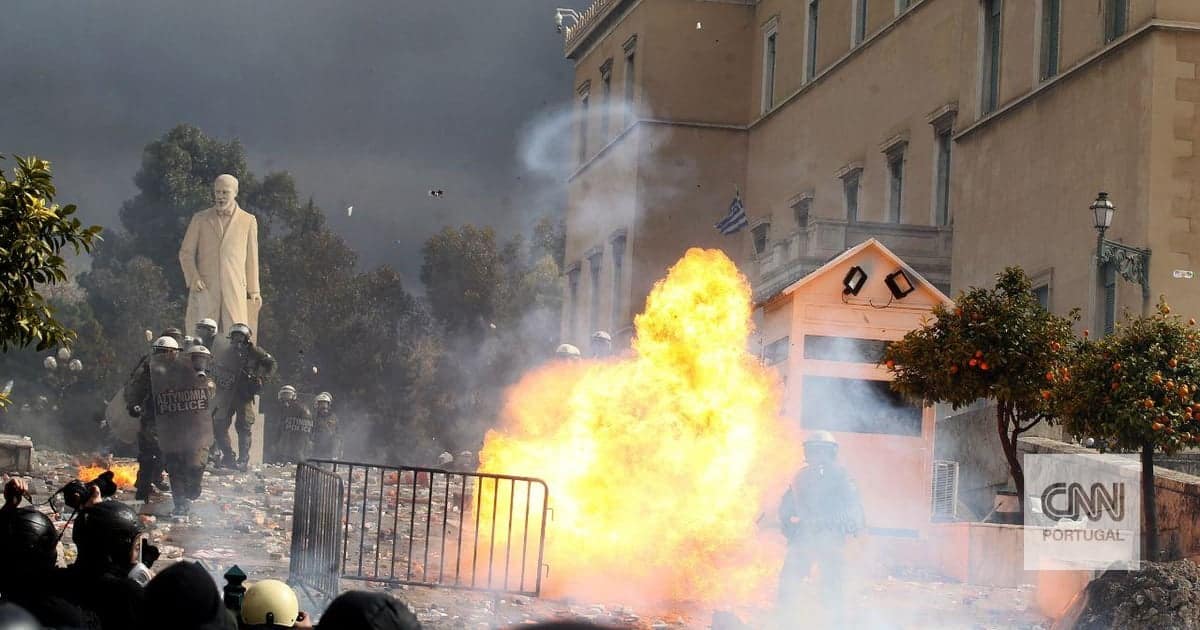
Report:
304,458,550,597
288,462,345,607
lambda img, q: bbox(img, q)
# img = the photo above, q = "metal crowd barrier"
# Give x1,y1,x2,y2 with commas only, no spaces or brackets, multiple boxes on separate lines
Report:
292,459,550,597
288,462,345,605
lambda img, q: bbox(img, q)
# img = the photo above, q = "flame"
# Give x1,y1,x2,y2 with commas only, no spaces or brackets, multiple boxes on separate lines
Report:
76,463,139,489
479,248,802,608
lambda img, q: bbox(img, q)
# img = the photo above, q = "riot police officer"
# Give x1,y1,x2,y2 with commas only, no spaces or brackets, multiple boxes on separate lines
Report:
555,343,581,362
160,328,184,347
590,330,612,358
311,391,341,460
156,344,216,517
125,336,180,501
777,431,863,627
276,385,313,464
211,323,276,471
193,318,218,350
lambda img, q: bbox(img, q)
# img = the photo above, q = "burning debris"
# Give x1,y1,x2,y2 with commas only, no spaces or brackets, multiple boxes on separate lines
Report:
479,248,802,608
76,460,140,489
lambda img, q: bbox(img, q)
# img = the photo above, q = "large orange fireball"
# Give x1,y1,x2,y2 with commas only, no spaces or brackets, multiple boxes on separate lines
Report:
479,248,801,608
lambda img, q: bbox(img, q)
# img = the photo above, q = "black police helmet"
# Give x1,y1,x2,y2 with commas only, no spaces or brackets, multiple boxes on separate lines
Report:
0,507,57,573
72,501,144,567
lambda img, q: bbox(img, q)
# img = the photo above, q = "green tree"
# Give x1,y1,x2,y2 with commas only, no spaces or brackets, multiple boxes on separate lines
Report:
419,225,503,334
883,268,1078,518
1054,299,1200,559
0,155,103,406
77,255,182,386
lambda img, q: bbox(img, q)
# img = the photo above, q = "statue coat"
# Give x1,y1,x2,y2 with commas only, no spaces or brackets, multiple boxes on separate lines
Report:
179,205,261,333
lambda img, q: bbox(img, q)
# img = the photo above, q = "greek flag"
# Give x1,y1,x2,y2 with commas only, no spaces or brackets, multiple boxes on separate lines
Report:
715,194,748,235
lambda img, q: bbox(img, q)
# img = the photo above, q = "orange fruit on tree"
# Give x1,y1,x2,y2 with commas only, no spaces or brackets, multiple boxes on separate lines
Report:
1153,422,1165,431
1041,390,1052,400
969,358,978,367
949,365,959,374
1170,358,1179,368
1145,398,1156,409
974,350,983,358
980,362,990,371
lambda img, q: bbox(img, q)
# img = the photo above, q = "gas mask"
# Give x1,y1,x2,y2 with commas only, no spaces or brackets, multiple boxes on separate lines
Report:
191,353,211,379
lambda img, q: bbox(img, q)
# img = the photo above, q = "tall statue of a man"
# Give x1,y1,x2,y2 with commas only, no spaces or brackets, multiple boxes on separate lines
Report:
179,174,262,333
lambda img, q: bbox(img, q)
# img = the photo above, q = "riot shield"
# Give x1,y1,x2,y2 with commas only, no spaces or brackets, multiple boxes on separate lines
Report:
277,392,316,463
208,336,241,410
150,354,215,463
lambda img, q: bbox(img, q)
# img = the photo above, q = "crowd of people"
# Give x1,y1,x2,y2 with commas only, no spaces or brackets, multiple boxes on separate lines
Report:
0,478,620,629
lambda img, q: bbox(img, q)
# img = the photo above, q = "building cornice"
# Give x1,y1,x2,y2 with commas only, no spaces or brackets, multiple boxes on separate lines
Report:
567,117,747,182
955,20,1200,141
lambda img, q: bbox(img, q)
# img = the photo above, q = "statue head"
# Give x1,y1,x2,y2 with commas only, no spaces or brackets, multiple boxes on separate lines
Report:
213,174,239,212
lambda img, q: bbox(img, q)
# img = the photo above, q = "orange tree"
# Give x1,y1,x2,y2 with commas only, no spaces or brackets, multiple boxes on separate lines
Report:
1053,299,1200,559
882,268,1078,519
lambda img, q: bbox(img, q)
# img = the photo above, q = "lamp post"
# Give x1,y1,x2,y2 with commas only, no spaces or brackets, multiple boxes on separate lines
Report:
1091,192,1151,321
1090,192,1159,559
43,347,84,409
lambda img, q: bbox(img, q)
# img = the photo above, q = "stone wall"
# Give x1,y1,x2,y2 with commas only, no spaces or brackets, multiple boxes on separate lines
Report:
1019,436,1200,561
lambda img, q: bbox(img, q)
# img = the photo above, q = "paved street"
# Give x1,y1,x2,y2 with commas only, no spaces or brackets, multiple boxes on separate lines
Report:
8,449,1053,629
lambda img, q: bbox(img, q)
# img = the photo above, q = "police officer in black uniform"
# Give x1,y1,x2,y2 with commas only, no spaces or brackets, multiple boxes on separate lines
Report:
311,391,341,460
777,430,864,627
125,336,180,501
211,323,276,471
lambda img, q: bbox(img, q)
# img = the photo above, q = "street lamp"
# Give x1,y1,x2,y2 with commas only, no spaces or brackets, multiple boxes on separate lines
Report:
1091,192,1151,325
43,348,84,408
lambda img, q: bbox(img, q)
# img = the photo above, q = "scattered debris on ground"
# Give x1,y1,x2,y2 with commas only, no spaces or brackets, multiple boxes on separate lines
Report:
3,448,1053,629
1063,560,1200,630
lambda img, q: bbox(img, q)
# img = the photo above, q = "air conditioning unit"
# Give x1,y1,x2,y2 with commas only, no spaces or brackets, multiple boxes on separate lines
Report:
931,460,959,520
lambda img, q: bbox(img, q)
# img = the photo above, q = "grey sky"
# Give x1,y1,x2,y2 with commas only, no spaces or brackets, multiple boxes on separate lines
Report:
0,0,589,283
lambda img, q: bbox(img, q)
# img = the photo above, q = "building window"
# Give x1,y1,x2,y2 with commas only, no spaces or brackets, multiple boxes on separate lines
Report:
567,265,581,338
752,223,771,256
853,0,868,45
802,375,923,437
803,335,890,363
842,169,861,222
623,36,637,127
1039,0,1061,80
981,0,1003,115
806,1,820,81
762,26,778,112
886,144,906,223
610,234,626,329
1104,0,1128,43
588,252,603,336
600,59,613,139
897,0,912,14
577,92,590,164
934,126,952,226
792,196,812,231
764,337,790,366
1033,284,1050,310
